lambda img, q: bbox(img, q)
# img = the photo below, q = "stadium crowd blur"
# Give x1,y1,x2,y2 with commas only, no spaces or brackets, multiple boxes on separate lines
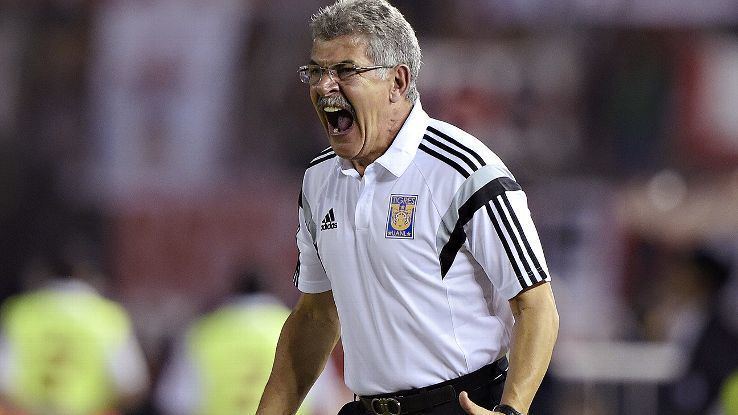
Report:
1,0,737,414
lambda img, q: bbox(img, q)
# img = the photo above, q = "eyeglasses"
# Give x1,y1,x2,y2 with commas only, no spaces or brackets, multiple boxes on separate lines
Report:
298,63,395,85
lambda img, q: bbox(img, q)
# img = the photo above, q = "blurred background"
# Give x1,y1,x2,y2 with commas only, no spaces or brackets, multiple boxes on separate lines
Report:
1,0,738,414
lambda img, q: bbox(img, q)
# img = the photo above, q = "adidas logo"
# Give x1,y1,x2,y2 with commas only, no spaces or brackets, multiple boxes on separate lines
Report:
320,208,338,231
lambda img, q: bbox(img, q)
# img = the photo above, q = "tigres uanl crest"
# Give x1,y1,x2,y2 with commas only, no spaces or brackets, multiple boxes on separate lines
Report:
385,194,418,239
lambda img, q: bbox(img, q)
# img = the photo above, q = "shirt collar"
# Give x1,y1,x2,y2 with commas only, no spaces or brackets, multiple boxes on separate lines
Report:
46,279,98,294
376,100,429,177
337,100,429,178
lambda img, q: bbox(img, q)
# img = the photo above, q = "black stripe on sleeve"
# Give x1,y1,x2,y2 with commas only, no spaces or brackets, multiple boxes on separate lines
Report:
501,193,548,282
427,125,486,166
314,242,326,273
439,177,521,277
491,196,535,286
293,257,300,287
423,134,481,173
418,143,470,178
298,190,303,208
293,224,301,287
308,152,336,167
484,203,527,288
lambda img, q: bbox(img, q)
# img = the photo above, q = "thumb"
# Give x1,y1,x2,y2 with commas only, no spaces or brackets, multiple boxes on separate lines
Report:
459,391,492,414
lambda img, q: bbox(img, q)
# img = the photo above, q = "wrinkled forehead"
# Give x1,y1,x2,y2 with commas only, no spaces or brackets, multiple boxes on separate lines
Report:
310,34,372,66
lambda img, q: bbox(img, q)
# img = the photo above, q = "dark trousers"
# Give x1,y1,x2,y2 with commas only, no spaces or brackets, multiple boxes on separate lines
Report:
337,371,506,415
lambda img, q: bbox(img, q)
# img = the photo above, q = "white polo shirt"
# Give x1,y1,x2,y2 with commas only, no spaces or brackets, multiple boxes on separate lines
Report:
294,101,550,395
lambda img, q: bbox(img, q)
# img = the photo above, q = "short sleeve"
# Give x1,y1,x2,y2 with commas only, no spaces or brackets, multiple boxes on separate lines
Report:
293,190,332,293
435,164,550,301
465,178,550,300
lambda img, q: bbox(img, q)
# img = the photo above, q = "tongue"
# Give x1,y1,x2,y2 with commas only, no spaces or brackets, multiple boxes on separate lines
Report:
337,112,353,132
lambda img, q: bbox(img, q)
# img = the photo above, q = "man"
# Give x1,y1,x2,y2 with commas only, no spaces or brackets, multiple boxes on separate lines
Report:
0,255,149,415
156,271,348,415
257,1,558,414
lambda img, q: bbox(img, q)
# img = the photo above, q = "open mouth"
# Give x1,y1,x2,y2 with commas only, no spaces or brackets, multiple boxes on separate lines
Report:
324,106,355,134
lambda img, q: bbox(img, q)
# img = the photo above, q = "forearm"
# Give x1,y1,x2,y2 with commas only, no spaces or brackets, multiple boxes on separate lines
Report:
500,283,559,414
257,293,341,415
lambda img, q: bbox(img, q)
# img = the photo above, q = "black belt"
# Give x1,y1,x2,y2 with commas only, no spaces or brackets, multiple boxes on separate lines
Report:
359,357,508,415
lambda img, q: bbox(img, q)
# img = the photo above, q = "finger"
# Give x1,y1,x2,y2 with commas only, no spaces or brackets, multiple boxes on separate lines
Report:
459,391,487,414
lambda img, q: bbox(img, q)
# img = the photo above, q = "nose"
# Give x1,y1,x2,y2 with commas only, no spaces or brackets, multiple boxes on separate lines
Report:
313,69,339,96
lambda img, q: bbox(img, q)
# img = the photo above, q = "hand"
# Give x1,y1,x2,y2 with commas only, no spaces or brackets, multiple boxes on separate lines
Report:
458,391,503,415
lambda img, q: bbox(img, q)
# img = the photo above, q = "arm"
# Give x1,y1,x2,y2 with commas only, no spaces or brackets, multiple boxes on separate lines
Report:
460,282,559,415
257,291,341,415
108,335,150,410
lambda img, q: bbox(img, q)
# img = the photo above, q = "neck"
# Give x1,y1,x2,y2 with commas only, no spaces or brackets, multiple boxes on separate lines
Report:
352,100,413,176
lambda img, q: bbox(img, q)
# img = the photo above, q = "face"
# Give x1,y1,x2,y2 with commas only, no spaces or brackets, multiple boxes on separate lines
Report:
309,35,397,169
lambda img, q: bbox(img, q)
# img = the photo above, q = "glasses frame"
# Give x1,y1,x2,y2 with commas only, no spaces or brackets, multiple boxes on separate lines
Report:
298,63,396,85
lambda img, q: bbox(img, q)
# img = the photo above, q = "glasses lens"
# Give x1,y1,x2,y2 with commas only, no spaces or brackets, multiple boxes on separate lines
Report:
298,68,310,84
298,65,323,84
333,64,357,81
308,65,324,84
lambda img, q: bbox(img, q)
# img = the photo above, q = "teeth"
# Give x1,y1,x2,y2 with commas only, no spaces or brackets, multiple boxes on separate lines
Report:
324,106,341,112
333,128,339,133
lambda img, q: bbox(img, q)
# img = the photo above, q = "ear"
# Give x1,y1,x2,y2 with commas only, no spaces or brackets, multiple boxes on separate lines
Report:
389,64,411,103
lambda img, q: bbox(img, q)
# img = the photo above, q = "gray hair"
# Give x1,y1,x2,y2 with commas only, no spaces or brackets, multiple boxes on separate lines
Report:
310,0,422,103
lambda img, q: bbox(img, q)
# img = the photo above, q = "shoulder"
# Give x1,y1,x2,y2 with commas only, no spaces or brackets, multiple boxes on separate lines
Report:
94,297,133,332
303,146,337,180
300,146,337,205
417,119,512,179
306,146,336,170
411,119,517,215
0,291,50,319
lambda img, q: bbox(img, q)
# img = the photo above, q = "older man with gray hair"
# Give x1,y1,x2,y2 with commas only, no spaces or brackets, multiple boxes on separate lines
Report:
257,1,559,414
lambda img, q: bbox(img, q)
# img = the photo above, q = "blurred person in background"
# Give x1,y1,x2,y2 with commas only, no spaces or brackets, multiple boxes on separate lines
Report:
722,370,738,415
653,248,738,415
0,252,149,415
0,0,94,305
258,1,558,414
638,248,728,347
155,269,347,415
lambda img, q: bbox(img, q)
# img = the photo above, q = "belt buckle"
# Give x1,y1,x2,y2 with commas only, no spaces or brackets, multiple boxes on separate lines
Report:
371,397,401,415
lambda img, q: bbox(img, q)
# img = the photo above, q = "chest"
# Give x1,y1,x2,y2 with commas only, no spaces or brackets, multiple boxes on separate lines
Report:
311,166,441,272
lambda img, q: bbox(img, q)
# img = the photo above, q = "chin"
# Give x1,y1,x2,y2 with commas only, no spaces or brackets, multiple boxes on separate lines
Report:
328,129,362,158
328,141,357,160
